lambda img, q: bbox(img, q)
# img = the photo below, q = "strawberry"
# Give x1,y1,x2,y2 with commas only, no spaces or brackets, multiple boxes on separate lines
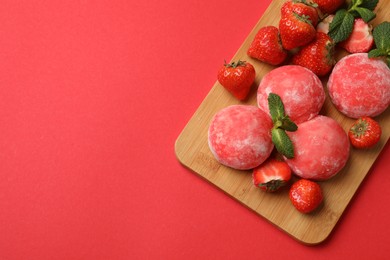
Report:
281,0,319,27
312,0,344,15
348,117,382,149
289,179,323,213
292,31,335,76
339,18,374,53
252,157,292,192
279,12,317,50
217,60,255,101
247,26,288,66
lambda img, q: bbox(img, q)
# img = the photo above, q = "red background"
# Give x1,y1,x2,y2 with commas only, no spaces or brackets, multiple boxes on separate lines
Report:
0,0,389,259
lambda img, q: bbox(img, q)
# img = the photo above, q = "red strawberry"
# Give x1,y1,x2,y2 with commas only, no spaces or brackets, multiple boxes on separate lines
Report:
279,12,317,50
339,18,374,53
247,26,288,66
292,31,335,76
252,158,292,192
217,60,255,101
281,0,319,27
312,0,344,15
348,117,382,149
289,179,323,213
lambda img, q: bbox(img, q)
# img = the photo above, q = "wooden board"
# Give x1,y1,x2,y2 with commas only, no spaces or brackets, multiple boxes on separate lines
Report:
175,0,390,245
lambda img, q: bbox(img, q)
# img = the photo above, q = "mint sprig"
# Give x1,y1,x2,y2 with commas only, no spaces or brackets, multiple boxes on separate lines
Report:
328,0,379,43
268,93,297,159
368,21,390,67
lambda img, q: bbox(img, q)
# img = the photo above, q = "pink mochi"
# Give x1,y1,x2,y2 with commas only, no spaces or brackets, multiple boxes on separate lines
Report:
327,53,390,118
208,105,274,170
257,65,325,124
284,115,350,181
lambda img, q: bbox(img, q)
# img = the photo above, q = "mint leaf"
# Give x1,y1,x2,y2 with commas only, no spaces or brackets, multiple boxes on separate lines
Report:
354,7,376,22
329,11,355,43
272,128,294,159
281,117,298,132
359,0,379,11
268,93,285,123
368,48,388,58
372,21,390,50
368,22,390,68
329,9,347,33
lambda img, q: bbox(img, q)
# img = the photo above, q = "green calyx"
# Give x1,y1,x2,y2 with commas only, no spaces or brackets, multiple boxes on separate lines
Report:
259,179,286,192
328,0,379,43
293,12,313,26
368,21,390,68
350,118,369,137
292,0,318,8
224,60,247,68
268,93,297,159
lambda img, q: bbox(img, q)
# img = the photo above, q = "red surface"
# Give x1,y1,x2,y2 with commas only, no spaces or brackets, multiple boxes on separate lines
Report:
0,0,389,259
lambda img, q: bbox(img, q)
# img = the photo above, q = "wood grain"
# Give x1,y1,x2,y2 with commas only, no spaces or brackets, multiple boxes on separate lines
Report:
175,0,390,244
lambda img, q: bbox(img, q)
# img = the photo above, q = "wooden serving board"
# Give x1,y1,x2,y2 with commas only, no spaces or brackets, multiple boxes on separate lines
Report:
175,0,390,245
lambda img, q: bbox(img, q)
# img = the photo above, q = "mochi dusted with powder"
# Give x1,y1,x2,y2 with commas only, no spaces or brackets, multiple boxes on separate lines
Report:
257,65,325,124
208,105,274,170
284,115,350,181
327,53,390,118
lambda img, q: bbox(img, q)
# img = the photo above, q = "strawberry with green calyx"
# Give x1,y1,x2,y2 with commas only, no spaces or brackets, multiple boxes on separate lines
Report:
281,0,320,27
217,60,256,101
349,116,382,149
368,21,390,67
268,93,297,159
292,31,335,76
247,26,288,66
328,0,379,43
279,12,317,50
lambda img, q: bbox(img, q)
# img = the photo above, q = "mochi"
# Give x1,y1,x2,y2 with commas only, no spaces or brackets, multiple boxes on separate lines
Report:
257,65,325,124
208,105,274,170
327,53,390,118
284,115,350,181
